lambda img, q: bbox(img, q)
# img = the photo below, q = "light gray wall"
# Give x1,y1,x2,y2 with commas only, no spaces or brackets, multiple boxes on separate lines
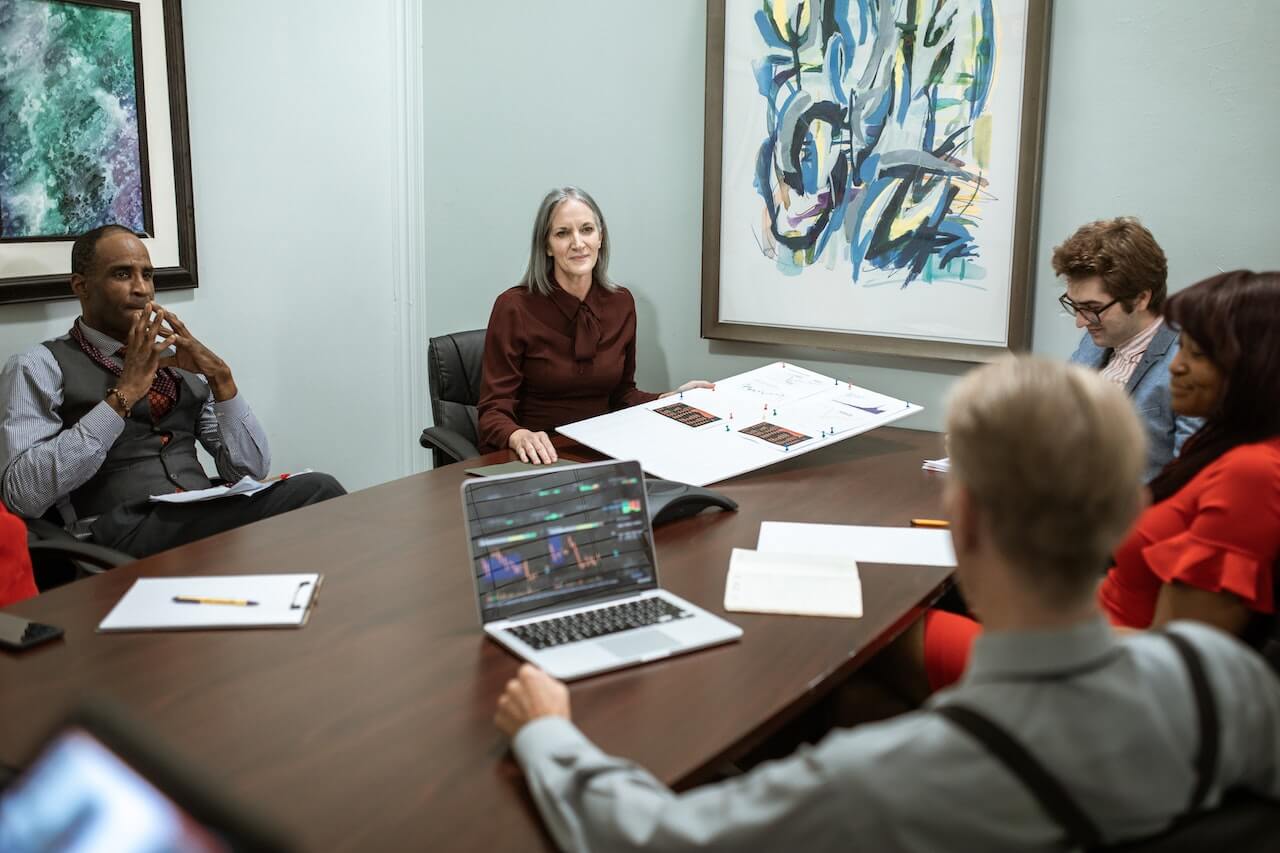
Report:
0,0,414,491
1031,0,1280,356
2,1,1276,494
424,0,1280,434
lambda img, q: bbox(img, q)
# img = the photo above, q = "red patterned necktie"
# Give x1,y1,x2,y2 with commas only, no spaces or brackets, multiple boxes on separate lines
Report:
68,324,179,422
114,349,177,421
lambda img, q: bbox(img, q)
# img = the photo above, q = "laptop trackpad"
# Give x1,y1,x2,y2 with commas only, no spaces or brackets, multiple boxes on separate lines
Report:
599,629,681,659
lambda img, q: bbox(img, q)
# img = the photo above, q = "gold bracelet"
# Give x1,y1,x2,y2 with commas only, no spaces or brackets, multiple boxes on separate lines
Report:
107,387,131,416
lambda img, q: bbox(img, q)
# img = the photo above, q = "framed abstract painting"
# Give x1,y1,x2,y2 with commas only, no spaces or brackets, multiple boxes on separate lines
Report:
702,0,1051,362
0,0,196,304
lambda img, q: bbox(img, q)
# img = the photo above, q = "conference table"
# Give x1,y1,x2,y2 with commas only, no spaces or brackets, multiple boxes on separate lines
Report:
0,426,950,851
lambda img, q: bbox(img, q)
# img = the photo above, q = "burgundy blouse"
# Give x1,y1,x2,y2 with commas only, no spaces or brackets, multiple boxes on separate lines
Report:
477,283,659,452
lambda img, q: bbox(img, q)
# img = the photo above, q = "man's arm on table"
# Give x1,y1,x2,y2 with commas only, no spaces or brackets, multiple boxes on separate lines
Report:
0,349,123,517
499,665,889,852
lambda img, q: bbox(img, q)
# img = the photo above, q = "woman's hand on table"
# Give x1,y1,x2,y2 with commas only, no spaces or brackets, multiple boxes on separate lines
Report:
508,429,558,464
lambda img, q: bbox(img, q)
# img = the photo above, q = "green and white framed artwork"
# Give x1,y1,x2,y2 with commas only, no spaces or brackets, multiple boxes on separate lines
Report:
0,0,196,304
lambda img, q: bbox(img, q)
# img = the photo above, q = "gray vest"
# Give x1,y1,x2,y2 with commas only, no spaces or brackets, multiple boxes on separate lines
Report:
43,336,214,518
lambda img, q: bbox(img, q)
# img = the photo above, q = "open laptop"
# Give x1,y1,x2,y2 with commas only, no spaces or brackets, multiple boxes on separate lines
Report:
462,459,742,680
0,700,292,853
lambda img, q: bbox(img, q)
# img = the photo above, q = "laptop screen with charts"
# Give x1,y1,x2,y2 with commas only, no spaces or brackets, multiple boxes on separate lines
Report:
461,460,742,680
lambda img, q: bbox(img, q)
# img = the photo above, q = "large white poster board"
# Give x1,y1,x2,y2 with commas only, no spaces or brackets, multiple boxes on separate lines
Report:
557,362,922,486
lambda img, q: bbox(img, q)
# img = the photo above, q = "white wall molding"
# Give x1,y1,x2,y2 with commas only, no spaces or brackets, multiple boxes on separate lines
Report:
390,0,430,475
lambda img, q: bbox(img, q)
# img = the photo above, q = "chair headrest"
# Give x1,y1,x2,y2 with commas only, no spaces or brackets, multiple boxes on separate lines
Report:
428,329,486,407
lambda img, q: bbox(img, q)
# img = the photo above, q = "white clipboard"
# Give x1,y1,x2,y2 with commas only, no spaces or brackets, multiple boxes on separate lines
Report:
97,574,323,632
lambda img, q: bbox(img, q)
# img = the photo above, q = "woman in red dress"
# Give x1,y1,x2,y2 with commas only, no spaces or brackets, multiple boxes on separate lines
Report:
922,270,1280,690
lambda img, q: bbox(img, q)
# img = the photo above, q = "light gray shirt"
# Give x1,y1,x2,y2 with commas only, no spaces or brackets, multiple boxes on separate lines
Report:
0,320,270,521
512,619,1280,852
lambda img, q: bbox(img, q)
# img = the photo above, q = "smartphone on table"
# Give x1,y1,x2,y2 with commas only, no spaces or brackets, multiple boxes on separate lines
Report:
0,611,63,651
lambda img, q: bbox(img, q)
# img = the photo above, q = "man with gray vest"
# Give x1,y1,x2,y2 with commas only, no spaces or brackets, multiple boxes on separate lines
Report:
0,224,345,558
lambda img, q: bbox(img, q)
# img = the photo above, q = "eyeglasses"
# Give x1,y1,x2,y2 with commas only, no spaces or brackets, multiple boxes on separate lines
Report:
1058,294,1120,326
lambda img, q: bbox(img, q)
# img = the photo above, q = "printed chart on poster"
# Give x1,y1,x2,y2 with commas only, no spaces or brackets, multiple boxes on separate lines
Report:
557,362,922,486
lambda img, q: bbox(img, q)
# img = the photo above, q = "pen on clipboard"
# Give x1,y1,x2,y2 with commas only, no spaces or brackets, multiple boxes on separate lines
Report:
910,518,950,529
172,596,259,607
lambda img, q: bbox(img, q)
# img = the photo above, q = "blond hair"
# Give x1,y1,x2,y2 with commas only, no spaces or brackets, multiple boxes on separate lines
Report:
946,356,1146,604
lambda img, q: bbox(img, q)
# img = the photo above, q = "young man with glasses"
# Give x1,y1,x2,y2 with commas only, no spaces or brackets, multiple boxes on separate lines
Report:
1053,217,1200,481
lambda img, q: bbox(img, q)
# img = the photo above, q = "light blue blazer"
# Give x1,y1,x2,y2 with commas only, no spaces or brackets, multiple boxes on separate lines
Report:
1069,323,1202,483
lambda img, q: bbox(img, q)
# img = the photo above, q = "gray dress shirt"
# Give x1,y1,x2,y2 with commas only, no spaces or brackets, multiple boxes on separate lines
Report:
0,321,270,521
512,619,1280,852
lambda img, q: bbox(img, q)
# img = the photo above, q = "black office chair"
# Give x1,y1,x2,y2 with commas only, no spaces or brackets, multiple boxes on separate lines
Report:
24,514,133,592
1107,792,1280,852
419,329,487,468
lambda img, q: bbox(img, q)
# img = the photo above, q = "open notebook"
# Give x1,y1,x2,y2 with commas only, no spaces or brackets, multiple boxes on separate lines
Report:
98,574,322,632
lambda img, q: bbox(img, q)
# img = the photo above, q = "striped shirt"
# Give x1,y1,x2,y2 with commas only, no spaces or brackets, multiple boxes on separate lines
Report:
1100,318,1164,388
0,320,269,524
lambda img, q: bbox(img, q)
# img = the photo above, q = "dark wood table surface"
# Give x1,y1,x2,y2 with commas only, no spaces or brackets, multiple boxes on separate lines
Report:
0,427,949,851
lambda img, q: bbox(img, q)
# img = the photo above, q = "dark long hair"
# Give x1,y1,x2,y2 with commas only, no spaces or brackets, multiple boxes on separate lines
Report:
1148,270,1280,503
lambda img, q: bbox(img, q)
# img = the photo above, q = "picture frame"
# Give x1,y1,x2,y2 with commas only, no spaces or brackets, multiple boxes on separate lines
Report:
701,0,1052,362
0,0,197,305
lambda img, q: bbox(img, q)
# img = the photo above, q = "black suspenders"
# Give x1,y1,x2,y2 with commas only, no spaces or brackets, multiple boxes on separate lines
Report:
934,632,1218,851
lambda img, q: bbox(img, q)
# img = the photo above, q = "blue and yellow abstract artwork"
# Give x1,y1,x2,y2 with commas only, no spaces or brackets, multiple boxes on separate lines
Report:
753,0,993,285
716,0,1038,350
0,0,150,240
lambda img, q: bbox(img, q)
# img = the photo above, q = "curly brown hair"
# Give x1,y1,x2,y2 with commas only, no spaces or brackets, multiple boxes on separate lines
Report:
1051,217,1168,312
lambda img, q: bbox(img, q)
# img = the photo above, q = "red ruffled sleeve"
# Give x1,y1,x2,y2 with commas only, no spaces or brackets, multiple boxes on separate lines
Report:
1143,534,1274,614
1140,443,1280,614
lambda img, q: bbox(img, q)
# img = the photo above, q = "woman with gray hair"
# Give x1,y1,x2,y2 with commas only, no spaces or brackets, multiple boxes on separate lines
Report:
478,187,710,463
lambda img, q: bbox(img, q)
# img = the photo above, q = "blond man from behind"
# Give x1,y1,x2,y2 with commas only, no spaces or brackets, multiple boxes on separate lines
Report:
493,356,1280,852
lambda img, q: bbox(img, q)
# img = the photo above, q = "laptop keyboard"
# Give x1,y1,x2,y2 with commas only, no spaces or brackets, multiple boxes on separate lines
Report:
507,597,691,650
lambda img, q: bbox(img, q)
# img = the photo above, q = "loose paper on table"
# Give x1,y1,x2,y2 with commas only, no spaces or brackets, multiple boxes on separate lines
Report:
724,548,862,618
98,574,322,632
757,522,957,567
556,362,922,486
149,470,315,504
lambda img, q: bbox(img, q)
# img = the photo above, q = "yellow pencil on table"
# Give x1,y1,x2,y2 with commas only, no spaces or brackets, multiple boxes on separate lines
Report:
910,518,950,529
172,596,259,607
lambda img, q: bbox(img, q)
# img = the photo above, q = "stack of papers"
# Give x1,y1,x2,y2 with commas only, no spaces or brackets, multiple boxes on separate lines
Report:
922,457,951,473
724,548,862,618
723,523,957,620
149,470,314,504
